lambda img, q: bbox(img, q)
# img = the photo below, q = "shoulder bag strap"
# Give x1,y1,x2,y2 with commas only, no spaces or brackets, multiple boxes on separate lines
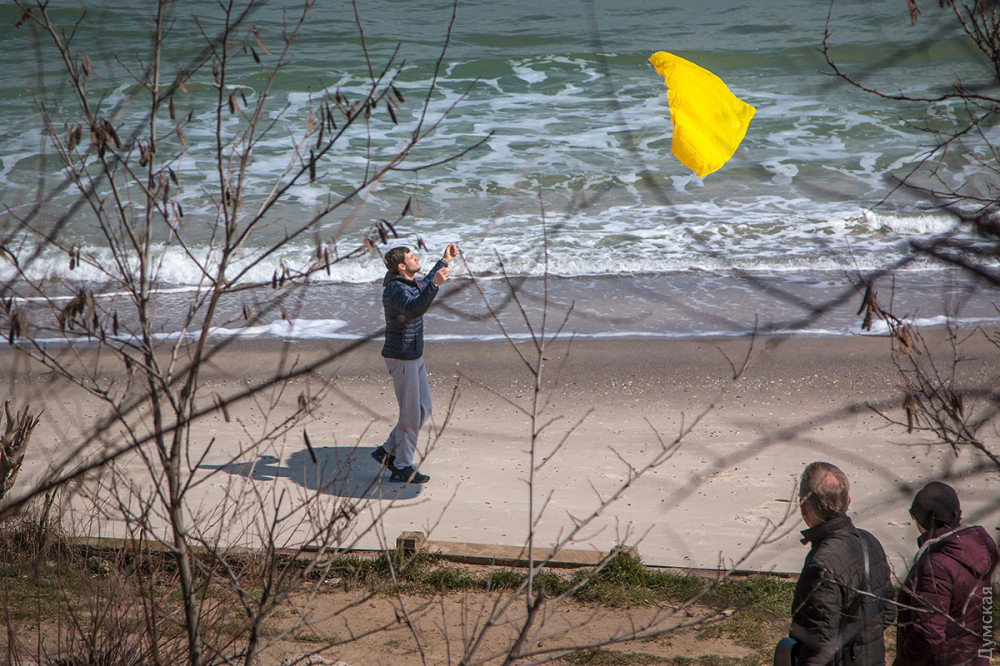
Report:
858,530,871,593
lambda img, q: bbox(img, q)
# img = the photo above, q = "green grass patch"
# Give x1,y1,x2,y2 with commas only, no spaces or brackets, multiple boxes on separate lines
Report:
702,576,794,617
319,552,576,597
572,552,658,607
645,571,710,603
423,566,481,591
313,549,797,629
693,575,794,650
0,564,76,622
487,569,525,590
695,613,776,651
322,550,439,588
569,551,793,614
533,570,572,596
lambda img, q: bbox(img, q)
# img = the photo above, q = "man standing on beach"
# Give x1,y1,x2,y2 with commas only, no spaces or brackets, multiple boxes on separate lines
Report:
370,242,457,484
789,461,895,666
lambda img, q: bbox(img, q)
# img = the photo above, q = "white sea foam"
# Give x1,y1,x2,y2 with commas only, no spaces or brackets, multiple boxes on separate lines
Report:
0,198,967,289
862,210,959,236
26,318,351,347
215,318,349,339
511,63,547,84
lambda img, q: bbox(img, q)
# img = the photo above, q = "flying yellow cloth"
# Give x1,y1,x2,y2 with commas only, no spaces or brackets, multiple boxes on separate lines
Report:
649,51,755,178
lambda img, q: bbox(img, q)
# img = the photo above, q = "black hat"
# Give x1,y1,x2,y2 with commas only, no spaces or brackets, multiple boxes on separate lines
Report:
909,481,962,530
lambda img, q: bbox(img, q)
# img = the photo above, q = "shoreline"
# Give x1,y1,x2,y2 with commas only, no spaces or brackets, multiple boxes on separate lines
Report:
15,267,999,347
7,330,1000,574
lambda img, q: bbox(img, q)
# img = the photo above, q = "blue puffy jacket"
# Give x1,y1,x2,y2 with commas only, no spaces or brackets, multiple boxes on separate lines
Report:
381,259,446,360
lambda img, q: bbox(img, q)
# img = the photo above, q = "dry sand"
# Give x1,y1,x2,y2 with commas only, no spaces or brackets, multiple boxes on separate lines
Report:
6,331,1000,576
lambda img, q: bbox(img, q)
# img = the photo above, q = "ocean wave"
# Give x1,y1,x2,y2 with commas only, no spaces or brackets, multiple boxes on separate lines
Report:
0,199,973,290
862,210,959,236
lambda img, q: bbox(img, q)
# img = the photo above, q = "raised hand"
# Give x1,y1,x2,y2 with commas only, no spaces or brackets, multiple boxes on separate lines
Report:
432,265,451,286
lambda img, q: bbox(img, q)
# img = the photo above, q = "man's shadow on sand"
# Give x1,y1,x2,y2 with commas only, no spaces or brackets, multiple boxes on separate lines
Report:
201,446,421,500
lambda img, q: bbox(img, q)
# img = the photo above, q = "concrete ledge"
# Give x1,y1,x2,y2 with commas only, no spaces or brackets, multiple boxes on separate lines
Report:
62,534,800,579
423,540,606,568
422,539,796,579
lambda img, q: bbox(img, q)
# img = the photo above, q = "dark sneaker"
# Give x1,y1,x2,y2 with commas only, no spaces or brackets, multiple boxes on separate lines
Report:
390,465,429,484
370,446,395,470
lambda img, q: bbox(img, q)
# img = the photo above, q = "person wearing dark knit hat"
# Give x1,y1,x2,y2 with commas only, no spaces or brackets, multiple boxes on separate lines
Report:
909,481,962,533
895,481,999,666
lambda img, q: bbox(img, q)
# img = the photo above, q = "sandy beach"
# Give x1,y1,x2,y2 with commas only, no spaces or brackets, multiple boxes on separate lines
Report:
6,331,999,576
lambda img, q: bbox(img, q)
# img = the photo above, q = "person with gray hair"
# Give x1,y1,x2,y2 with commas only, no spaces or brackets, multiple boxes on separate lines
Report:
787,461,895,666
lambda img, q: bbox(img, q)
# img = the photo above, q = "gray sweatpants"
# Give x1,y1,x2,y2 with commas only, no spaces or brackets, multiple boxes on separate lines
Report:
383,357,432,469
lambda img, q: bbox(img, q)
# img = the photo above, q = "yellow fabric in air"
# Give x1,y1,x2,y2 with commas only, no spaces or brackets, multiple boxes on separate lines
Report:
649,51,755,178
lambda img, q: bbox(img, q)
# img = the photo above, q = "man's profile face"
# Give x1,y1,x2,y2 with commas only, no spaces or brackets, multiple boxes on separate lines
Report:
399,251,421,277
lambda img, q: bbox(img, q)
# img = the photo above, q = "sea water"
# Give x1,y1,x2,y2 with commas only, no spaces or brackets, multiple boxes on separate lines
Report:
0,0,996,342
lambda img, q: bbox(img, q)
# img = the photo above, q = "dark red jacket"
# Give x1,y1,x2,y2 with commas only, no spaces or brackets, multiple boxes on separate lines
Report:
895,524,998,666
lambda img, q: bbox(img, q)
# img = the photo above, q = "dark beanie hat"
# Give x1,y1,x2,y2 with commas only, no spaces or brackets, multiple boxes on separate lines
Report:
910,481,962,530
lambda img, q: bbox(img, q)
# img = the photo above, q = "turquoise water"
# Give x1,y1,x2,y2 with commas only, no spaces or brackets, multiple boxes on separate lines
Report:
0,0,996,339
